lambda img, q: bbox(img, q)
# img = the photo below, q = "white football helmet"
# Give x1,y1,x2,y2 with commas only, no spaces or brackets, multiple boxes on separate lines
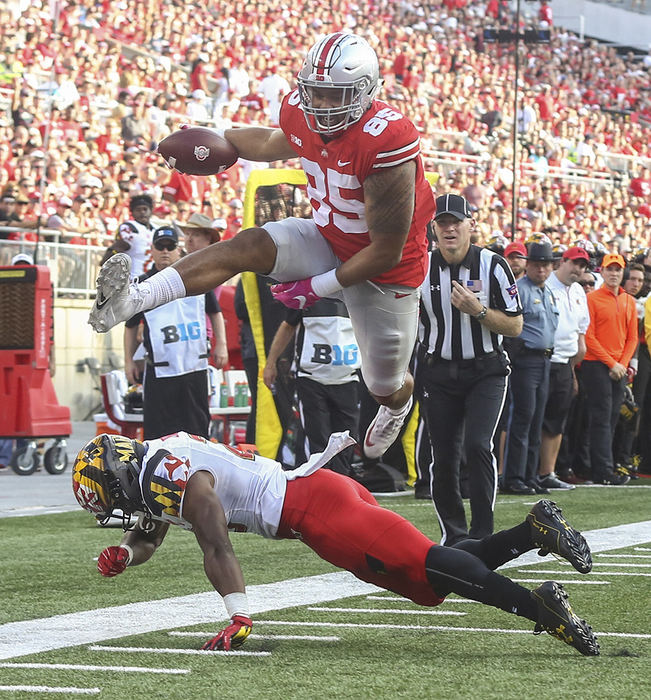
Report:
297,32,382,136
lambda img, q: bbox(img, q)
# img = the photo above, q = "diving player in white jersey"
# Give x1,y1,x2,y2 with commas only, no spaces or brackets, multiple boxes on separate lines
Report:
72,433,598,656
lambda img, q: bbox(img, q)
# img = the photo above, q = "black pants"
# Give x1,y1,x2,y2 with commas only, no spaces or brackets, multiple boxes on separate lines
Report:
581,360,626,481
296,377,359,474
557,364,592,477
633,344,651,471
415,353,508,546
143,367,210,440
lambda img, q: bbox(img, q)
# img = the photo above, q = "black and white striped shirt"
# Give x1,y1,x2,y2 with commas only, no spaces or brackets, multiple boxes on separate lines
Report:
419,245,522,361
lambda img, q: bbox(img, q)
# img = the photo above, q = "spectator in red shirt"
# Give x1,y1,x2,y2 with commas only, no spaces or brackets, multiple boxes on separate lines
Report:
539,1,553,27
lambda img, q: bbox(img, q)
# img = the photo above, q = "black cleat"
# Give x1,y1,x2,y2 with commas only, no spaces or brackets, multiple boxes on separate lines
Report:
527,499,592,574
531,581,599,656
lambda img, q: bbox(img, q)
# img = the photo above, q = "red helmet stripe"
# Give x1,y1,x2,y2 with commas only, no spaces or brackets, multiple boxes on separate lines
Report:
314,32,347,77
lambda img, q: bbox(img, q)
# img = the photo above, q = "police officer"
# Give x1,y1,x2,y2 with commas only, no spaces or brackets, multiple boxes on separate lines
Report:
416,194,523,545
124,226,223,439
502,241,559,495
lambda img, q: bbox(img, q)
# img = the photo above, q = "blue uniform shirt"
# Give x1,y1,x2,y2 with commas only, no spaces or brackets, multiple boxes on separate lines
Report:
517,275,559,350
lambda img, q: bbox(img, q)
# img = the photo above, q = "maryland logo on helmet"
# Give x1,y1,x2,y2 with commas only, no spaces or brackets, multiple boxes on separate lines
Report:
72,434,144,519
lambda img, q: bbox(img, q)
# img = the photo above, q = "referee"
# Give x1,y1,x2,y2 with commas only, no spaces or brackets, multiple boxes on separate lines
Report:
416,194,523,545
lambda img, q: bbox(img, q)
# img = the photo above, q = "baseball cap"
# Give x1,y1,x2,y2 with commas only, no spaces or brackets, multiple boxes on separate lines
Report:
12,253,34,265
563,246,590,263
504,241,527,259
434,194,472,220
152,225,178,246
601,253,625,269
58,196,73,207
527,241,555,262
212,218,227,229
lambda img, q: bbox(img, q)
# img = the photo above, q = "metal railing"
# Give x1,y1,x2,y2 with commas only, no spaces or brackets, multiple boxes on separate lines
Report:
0,234,105,298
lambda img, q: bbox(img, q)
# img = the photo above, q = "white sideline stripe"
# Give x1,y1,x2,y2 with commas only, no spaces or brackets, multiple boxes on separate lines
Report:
511,578,610,584
634,547,651,551
88,645,270,657
0,686,100,695
520,569,651,577
169,631,340,642
256,620,651,640
555,560,651,567
366,595,478,603
1,521,650,660
589,562,651,567
308,607,466,616
596,554,651,559
0,662,189,674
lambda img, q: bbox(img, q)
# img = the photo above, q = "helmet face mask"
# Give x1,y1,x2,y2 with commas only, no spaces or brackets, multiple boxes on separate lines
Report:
72,434,145,524
297,32,381,136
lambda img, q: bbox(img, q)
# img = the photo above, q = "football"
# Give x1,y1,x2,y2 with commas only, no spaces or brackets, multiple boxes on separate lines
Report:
156,127,239,176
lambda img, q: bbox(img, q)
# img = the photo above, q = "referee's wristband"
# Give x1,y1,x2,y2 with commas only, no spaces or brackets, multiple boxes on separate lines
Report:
474,305,488,321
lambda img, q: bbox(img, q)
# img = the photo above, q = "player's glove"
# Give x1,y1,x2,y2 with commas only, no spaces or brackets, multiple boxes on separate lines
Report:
201,615,253,651
270,279,320,310
97,545,131,577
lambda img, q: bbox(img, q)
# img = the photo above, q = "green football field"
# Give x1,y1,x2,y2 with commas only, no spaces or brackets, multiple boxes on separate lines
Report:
1,484,650,699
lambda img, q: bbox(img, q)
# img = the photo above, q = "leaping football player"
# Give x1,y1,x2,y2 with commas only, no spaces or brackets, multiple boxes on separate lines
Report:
88,32,436,460
73,432,599,656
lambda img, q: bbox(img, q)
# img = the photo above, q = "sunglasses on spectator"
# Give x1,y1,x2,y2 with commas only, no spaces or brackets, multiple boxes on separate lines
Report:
580,280,595,288
154,240,177,251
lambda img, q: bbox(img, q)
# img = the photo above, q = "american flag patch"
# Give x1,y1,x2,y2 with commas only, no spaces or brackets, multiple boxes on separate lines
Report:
506,283,518,299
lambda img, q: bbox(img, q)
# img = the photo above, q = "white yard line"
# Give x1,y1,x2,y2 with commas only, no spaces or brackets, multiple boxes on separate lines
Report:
0,520,649,661
255,620,651,640
169,631,340,642
366,595,478,603
0,686,99,695
0,662,189,674
510,578,610,584
519,569,651,577
88,645,270,657
308,606,466,616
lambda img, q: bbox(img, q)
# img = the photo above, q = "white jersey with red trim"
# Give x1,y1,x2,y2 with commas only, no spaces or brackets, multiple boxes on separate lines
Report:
117,219,154,277
137,431,355,537
279,91,435,287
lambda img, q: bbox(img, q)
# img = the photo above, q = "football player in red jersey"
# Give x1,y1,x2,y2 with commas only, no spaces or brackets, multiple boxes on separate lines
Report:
89,32,435,459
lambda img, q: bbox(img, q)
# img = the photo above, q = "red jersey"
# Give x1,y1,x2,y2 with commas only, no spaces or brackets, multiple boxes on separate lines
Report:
279,91,435,287
163,171,210,203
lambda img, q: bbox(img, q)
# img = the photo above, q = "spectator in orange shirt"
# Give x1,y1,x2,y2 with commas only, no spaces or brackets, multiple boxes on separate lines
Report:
581,253,638,485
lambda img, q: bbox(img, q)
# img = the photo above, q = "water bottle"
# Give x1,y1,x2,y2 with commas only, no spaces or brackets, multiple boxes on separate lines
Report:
219,382,229,408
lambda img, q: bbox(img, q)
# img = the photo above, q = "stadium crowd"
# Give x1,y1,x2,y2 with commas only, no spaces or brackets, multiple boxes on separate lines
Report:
0,0,649,251
0,2,650,480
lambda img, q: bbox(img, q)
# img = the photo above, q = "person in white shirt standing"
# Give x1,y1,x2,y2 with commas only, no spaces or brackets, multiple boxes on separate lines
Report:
539,247,591,489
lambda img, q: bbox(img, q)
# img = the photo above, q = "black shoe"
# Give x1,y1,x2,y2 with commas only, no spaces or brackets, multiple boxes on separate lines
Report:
615,461,639,481
527,481,550,495
538,473,576,491
527,499,592,573
414,486,431,500
564,471,594,486
531,581,599,656
500,483,536,495
595,471,630,486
